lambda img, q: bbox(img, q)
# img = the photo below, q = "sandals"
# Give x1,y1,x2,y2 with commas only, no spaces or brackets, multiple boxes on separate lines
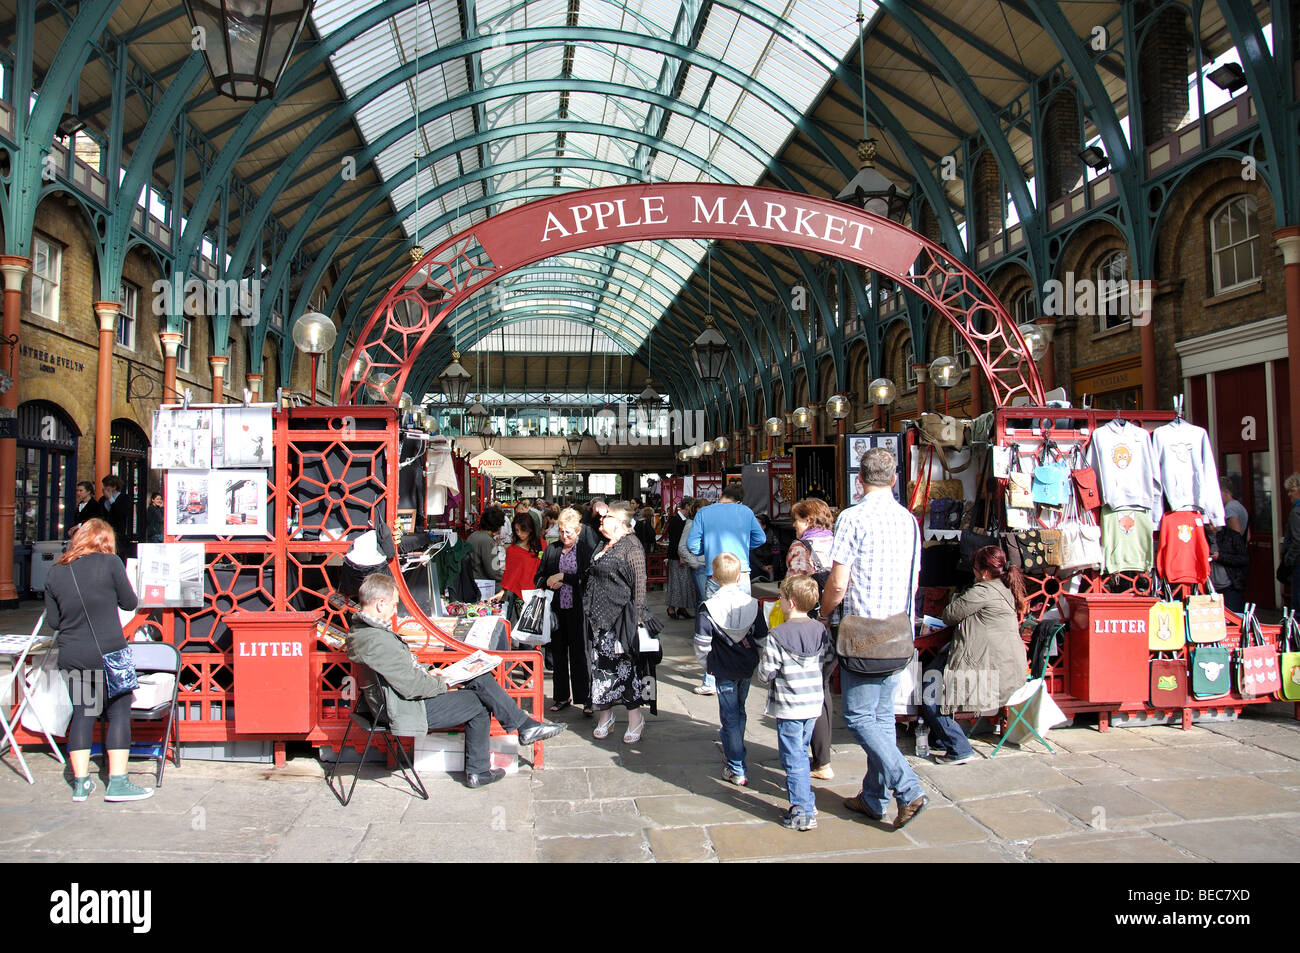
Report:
549,700,572,713
623,712,645,744
593,712,616,739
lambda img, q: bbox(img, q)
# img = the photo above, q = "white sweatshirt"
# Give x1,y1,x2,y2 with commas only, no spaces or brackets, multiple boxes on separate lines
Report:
1087,420,1159,521
1152,420,1225,527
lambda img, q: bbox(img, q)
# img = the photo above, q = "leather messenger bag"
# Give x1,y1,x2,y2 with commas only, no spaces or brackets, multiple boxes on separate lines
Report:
836,612,915,675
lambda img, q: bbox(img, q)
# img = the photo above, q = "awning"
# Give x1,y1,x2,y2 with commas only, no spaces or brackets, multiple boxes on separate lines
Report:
468,449,533,479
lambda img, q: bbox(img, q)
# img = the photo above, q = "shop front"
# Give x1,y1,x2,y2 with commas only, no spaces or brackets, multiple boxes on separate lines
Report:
15,400,78,592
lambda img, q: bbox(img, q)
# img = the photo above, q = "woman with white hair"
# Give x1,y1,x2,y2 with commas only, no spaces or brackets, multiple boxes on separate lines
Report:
584,501,655,742
535,507,592,714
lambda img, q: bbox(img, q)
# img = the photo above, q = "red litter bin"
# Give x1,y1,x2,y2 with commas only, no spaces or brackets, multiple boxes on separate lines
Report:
227,611,320,734
1063,593,1155,705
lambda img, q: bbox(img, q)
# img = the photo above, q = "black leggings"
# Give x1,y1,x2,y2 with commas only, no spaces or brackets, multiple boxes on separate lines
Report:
65,669,133,753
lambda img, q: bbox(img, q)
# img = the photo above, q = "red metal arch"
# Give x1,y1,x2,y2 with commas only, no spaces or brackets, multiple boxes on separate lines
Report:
342,184,1044,407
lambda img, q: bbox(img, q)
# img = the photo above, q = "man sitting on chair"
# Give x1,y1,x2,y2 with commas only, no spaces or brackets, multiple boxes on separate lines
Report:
346,573,564,788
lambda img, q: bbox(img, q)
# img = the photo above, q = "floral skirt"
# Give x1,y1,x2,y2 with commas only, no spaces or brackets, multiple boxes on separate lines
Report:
587,625,643,710
665,560,698,611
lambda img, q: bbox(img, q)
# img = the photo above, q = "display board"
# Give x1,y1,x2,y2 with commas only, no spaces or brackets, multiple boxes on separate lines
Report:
792,444,836,503
845,433,903,505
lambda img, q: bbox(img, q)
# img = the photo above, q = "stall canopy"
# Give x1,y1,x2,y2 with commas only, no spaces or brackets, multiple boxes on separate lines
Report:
468,450,533,480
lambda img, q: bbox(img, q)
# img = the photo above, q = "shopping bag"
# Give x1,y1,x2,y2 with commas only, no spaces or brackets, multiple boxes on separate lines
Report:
1002,678,1068,746
1185,590,1228,644
1237,605,1281,697
20,654,72,736
1280,610,1300,702
1149,654,1187,708
893,652,921,715
1190,645,1231,699
1148,590,1186,651
512,589,552,645
1056,483,1102,574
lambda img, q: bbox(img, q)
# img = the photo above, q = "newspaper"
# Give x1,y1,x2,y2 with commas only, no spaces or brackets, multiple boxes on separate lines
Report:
436,650,501,687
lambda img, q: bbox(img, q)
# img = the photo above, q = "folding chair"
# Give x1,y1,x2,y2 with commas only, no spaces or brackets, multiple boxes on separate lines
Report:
989,621,1064,758
128,642,183,786
0,613,66,783
325,666,428,807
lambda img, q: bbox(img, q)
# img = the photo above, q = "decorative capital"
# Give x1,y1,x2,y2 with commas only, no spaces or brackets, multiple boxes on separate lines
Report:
93,300,121,332
1276,226,1300,267
159,331,184,358
0,255,32,292
246,373,264,396
209,355,229,370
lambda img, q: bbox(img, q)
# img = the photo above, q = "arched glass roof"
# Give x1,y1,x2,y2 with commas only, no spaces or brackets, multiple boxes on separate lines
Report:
309,0,875,353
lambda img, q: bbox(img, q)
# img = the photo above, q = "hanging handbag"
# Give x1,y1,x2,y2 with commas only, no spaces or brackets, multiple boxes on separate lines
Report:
1011,529,1051,576
1279,609,1300,702
1055,482,1101,574
1185,584,1228,644
1007,444,1033,509
1031,439,1070,507
1149,652,1187,708
1236,604,1282,697
70,565,138,699
1069,445,1101,514
1148,583,1186,651
1190,644,1231,699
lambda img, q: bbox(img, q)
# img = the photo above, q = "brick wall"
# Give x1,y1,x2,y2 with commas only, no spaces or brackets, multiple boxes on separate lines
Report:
1137,4,1191,146
1044,86,1084,200
972,151,1002,245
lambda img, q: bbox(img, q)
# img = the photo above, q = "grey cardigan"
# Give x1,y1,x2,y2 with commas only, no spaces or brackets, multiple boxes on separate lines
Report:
939,581,1028,714
346,613,449,734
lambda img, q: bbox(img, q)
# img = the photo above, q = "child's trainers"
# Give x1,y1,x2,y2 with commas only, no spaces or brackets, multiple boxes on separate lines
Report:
722,765,748,787
104,775,154,802
779,807,817,831
71,776,96,802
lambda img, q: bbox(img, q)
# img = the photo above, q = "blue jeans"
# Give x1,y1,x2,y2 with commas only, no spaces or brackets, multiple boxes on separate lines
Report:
916,646,973,759
841,668,925,815
692,568,709,603
715,678,750,776
776,717,818,814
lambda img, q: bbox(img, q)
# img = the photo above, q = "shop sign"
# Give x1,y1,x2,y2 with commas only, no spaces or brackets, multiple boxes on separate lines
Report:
20,344,86,375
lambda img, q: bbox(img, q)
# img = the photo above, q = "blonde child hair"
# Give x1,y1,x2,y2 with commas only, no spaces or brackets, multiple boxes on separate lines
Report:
712,551,742,586
779,574,820,614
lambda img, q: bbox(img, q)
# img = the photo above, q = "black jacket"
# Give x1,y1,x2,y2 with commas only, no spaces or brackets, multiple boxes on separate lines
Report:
666,512,686,563
44,554,138,671
535,539,590,611
1213,526,1250,591
69,498,105,534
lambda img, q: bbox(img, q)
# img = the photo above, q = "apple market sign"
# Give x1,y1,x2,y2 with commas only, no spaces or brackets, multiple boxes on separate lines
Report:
343,184,1043,406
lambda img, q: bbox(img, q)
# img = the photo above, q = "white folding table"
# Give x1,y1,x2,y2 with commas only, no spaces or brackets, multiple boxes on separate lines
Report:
0,614,65,783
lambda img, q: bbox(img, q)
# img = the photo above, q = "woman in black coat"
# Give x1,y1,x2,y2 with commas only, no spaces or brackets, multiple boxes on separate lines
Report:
44,518,151,802
535,508,591,714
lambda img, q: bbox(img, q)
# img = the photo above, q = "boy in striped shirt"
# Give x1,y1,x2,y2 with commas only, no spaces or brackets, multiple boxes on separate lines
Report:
757,574,832,831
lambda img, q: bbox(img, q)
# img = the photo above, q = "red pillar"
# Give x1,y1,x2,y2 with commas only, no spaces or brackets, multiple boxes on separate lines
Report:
210,355,228,404
1277,228,1300,465
0,256,31,606
914,365,929,414
834,417,847,507
969,373,984,417
808,402,822,444
92,301,121,486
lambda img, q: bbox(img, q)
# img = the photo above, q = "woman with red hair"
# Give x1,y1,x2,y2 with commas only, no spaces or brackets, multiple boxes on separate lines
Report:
44,518,151,801
919,545,1029,765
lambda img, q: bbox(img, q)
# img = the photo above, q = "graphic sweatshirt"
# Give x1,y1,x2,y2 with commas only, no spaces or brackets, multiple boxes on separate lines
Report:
1087,420,1159,521
1152,420,1225,527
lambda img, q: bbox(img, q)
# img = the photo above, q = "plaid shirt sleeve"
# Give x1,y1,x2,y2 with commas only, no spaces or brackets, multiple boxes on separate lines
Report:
830,494,919,619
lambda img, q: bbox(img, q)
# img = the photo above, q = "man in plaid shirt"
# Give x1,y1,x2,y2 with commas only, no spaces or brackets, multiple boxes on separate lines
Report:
820,447,927,830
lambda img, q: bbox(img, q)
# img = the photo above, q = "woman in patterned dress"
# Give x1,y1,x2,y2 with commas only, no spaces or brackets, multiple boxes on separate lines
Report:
584,501,651,743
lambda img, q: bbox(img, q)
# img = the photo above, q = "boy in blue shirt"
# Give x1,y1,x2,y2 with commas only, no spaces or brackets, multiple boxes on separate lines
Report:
694,553,768,786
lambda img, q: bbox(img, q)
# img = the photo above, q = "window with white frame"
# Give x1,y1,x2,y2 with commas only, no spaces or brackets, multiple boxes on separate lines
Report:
116,282,138,349
1097,251,1130,332
1011,289,1036,327
1210,195,1260,294
902,337,917,390
177,317,193,373
30,236,61,322
952,328,971,371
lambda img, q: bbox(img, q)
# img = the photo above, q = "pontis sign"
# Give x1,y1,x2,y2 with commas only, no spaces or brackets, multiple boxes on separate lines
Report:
473,184,924,280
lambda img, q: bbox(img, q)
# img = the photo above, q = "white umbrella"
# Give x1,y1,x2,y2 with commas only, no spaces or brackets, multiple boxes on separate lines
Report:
468,449,534,479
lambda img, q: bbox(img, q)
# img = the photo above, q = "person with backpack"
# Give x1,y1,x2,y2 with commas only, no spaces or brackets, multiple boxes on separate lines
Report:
785,497,837,780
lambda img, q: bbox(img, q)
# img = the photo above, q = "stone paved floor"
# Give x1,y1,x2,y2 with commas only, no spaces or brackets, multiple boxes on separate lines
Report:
3,593,1300,862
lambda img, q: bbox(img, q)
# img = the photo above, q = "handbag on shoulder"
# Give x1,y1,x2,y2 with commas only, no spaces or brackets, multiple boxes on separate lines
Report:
70,565,138,699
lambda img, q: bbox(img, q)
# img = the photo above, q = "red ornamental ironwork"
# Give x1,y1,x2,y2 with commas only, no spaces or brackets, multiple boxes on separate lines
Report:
341,183,1046,407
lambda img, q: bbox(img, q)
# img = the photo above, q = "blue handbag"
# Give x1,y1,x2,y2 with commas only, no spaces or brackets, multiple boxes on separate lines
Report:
70,565,139,699
1031,441,1071,506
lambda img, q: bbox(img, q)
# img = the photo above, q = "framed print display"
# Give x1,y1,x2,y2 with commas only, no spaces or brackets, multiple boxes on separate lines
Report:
846,433,902,505
136,543,206,607
212,406,273,468
151,408,213,470
166,471,270,537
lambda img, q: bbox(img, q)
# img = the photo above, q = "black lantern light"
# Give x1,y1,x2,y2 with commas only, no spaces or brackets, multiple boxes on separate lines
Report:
183,0,317,102
691,314,730,382
436,351,472,407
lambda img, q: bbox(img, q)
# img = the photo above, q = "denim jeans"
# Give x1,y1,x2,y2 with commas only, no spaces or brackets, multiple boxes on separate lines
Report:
692,568,709,604
841,668,925,815
424,674,533,776
776,717,818,814
715,678,750,776
704,574,751,599
916,646,973,759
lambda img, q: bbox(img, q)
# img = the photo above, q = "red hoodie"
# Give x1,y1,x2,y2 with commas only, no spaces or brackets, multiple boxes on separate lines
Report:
1156,511,1210,584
